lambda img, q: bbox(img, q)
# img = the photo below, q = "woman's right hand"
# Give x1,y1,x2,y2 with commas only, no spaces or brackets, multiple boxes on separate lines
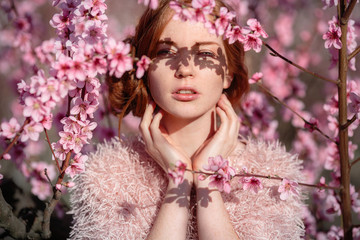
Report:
139,101,192,174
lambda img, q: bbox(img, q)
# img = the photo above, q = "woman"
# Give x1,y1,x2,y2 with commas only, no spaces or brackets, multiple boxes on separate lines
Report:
69,0,305,239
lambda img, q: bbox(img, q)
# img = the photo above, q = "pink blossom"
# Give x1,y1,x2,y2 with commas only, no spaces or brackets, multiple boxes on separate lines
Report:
278,178,299,200
203,155,227,172
168,160,187,186
241,177,263,193
249,72,263,84
38,77,61,103
0,117,20,139
242,33,263,53
169,1,193,21
23,96,49,122
203,155,235,193
323,22,342,49
322,0,339,8
20,122,44,142
52,142,68,161
52,54,73,79
59,131,75,150
214,7,235,36
61,116,86,133
82,20,107,44
191,0,215,22
106,38,133,78
83,0,107,15
136,55,151,79
138,0,159,9
225,25,245,44
41,113,53,130
247,18,268,38
80,120,97,139
66,153,87,178
70,97,98,121
68,53,87,81
3,154,11,160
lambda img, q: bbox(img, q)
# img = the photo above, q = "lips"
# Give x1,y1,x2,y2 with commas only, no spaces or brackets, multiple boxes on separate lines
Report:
172,87,199,101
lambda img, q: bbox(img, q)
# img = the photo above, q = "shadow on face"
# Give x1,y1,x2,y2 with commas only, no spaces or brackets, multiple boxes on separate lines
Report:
149,37,228,80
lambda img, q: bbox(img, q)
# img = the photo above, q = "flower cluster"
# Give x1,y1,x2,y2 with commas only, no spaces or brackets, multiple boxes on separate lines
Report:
168,160,187,186
169,0,268,52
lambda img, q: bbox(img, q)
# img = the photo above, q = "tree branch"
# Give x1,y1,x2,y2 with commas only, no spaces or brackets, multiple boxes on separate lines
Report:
348,46,360,61
0,188,27,239
341,0,358,24
189,170,341,190
264,43,338,84
256,83,337,144
350,157,360,168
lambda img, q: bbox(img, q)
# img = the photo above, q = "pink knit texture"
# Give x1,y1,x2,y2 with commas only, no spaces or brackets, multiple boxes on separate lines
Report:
69,137,306,239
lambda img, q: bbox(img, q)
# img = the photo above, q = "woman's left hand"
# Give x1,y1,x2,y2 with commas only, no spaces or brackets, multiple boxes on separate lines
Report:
192,94,239,172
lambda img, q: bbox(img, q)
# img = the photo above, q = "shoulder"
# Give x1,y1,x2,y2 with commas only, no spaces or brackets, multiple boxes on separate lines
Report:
230,138,303,181
69,137,166,239
225,138,305,239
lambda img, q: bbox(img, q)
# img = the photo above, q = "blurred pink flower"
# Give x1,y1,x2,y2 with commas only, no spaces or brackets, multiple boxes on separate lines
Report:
0,117,20,139
278,178,299,200
30,179,52,200
349,92,360,117
249,72,263,84
70,97,97,121
136,55,151,79
168,160,187,186
82,20,107,44
138,0,159,9
192,0,215,22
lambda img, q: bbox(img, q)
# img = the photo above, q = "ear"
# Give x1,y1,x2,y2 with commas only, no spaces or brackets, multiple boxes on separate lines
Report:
223,73,233,89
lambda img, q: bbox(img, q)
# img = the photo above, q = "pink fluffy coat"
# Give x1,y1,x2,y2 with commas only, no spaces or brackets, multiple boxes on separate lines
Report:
69,137,306,239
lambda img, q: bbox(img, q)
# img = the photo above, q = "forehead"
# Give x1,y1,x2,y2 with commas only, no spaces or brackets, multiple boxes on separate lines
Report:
159,19,224,47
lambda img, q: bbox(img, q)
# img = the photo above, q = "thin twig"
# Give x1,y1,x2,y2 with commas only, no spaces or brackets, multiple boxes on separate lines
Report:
44,129,61,173
188,169,340,190
0,118,31,160
348,46,360,61
264,43,338,84
341,0,358,24
351,157,360,168
256,83,337,144
44,168,54,188
10,0,19,17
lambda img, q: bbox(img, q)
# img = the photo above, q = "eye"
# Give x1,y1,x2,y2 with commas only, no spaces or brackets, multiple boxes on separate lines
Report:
156,49,177,57
197,50,216,59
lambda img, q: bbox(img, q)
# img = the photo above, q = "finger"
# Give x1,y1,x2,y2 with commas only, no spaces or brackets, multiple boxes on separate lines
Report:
217,95,239,134
149,110,165,144
139,101,156,148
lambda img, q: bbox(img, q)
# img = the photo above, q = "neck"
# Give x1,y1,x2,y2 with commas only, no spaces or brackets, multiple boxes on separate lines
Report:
161,110,216,158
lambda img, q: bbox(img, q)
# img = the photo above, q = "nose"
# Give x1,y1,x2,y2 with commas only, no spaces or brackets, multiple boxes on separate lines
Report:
174,55,194,79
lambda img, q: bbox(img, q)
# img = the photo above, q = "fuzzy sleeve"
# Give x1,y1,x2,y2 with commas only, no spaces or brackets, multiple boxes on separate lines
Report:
223,139,306,240
68,138,167,240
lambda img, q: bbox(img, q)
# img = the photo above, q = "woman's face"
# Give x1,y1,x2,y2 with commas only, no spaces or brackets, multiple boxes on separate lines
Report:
147,17,231,120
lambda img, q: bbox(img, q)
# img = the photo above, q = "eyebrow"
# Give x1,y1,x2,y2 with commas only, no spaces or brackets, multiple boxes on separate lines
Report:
157,40,220,47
